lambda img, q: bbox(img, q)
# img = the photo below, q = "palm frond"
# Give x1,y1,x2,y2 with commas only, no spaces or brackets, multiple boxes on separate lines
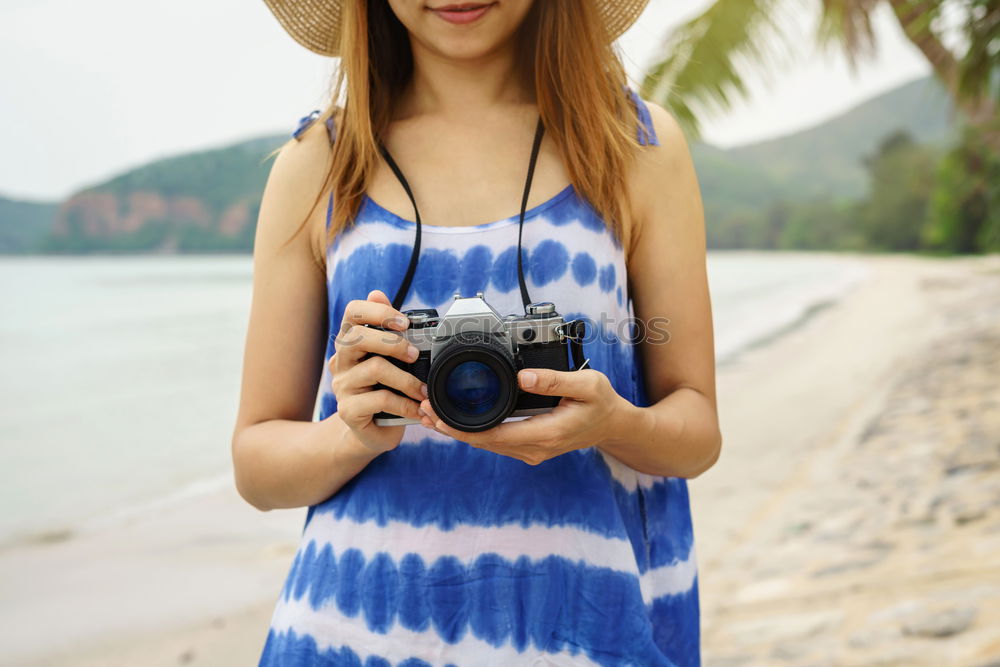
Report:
958,0,1000,104
639,0,796,138
816,0,880,68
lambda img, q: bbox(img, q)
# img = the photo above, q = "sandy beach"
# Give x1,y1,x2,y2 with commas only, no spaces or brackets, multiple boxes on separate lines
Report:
6,251,999,667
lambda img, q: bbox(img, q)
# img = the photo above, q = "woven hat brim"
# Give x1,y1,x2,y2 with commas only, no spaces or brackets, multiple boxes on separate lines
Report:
263,0,650,58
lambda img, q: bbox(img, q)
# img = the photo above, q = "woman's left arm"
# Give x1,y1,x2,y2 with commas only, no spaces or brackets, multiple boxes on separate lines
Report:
595,99,722,479
420,101,721,478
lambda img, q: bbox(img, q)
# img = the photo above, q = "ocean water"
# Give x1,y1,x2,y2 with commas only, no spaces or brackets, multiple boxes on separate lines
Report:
0,251,869,545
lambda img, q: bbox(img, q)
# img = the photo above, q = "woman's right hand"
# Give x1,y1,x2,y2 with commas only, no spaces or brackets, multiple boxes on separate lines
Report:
329,289,427,454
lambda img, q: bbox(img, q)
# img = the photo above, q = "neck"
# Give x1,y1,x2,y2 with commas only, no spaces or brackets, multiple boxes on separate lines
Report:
399,37,533,119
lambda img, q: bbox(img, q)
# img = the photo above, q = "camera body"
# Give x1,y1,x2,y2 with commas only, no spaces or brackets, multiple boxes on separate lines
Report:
368,293,583,432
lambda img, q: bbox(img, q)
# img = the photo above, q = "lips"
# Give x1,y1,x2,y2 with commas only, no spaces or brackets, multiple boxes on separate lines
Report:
428,1,497,24
431,2,493,10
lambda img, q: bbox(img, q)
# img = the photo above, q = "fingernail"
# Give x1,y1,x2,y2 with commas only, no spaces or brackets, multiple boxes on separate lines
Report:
420,383,428,398
391,316,409,330
520,371,537,388
407,345,420,361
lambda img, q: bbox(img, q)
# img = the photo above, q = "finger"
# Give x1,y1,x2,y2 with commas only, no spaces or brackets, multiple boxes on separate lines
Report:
417,401,552,465
344,356,426,402
336,325,420,365
349,389,423,422
419,399,438,429
342,297,409,331
419,398,552,445
518,368,604,399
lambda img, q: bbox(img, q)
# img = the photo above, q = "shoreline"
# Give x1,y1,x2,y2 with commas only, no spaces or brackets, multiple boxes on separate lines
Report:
6,251,999,666
1,249,866,553
0,472,237,554
709,249,872,366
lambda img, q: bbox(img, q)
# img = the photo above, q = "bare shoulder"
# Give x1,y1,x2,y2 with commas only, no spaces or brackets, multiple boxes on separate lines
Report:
642,98,688,148
631,97,695,190
258,113,337,267
626,97,703,255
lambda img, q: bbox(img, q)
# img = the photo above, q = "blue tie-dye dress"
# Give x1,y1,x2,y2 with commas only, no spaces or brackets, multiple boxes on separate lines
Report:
259,88,701,667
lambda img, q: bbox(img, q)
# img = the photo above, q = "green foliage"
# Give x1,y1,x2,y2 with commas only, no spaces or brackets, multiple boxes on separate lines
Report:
707,207,778,249
923,121,1000,252
778,197,865,250
855,130,940,251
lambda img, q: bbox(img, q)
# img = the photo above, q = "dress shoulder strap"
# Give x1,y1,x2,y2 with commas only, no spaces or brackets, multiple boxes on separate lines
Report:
292,109,337,145
291,110,338,232
624,87,660,147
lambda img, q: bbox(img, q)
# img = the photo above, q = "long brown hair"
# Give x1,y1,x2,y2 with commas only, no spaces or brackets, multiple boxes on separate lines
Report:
273,0,648,262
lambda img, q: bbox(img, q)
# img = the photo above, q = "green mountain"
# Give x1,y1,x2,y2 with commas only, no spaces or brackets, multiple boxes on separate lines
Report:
717,76,954,199
0,195,58,253
33,135,286,254
690,75,956,248
0,75,955,254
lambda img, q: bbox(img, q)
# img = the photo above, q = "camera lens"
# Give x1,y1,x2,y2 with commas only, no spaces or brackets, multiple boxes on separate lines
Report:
428,333,517,432
444,361,500,415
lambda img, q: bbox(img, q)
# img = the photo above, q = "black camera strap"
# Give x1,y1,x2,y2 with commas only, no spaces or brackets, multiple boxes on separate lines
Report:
563,318,588,370
516,116,545,311
375,139,423,312
376,116,589,372
376,115,545,312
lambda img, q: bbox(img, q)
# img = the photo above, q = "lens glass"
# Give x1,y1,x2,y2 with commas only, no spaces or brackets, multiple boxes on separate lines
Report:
443,360,500,415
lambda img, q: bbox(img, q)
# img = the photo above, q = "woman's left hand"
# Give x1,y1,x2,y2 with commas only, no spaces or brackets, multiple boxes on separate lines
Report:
419,368,635,465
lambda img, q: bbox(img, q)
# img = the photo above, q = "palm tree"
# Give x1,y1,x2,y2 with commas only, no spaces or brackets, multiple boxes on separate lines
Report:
641,0,999,145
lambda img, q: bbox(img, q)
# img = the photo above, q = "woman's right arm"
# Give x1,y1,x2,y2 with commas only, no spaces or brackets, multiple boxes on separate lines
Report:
230,120,422,512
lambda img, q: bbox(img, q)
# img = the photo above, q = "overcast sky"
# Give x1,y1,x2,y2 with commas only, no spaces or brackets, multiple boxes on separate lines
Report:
1,0,929,202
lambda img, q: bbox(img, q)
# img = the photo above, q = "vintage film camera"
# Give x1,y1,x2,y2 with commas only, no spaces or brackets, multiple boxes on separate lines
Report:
368,293,586,432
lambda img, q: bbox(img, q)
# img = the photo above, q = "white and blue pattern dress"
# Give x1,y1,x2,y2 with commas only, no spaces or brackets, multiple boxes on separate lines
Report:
259,88,701,666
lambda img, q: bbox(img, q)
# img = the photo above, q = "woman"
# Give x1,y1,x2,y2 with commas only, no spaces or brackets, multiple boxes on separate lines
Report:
233,0,721,664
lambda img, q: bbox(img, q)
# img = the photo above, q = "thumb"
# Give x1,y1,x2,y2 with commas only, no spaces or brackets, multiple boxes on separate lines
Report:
518,368,594,399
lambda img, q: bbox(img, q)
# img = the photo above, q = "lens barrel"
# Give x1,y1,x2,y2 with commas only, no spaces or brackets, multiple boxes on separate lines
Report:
427,333,518,432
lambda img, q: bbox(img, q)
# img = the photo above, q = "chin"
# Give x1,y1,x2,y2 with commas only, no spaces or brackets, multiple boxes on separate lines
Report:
415,2,513,60
430,38,501,60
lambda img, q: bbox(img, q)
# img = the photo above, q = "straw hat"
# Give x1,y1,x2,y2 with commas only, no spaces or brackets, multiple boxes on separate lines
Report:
263,0,651,57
